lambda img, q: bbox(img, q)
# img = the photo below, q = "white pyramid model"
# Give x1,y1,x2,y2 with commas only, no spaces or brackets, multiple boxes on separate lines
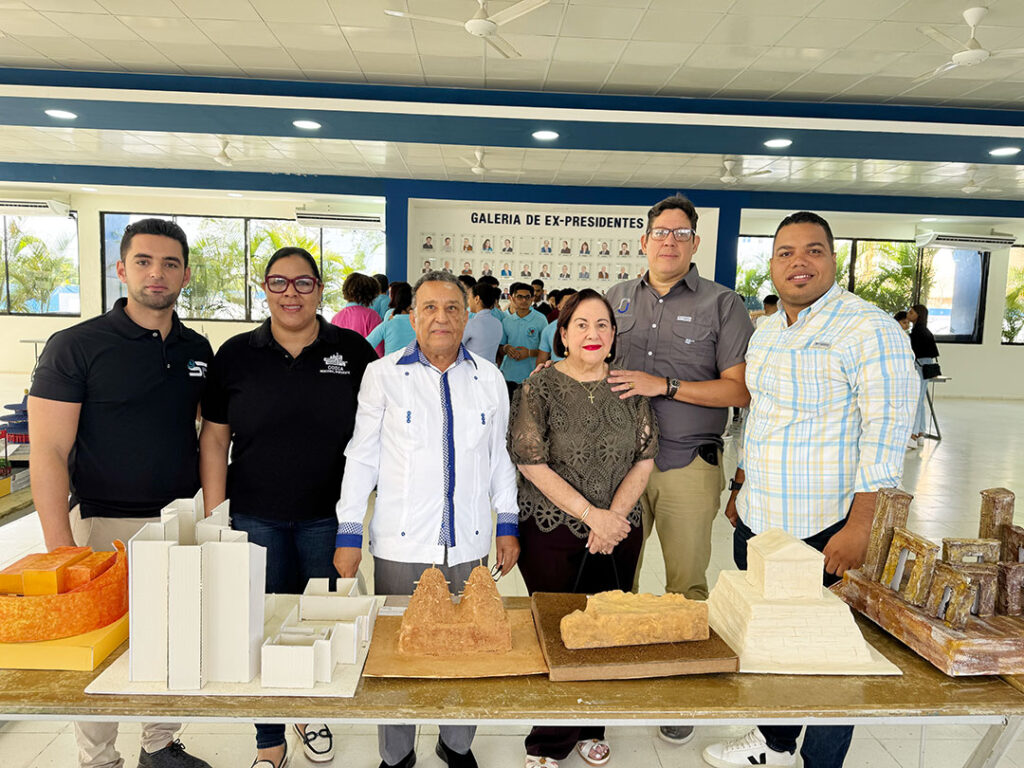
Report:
708,529,900,675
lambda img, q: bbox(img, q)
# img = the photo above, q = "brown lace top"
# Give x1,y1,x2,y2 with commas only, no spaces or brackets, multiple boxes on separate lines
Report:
507,365,659,539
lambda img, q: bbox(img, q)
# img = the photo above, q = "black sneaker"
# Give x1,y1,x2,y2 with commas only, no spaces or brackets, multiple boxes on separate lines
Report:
138,740,212,768
658,725,695,745
380,750,416,768
435,739,478,768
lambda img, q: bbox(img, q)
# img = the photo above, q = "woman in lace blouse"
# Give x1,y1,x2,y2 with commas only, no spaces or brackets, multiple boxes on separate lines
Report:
508,289,658,768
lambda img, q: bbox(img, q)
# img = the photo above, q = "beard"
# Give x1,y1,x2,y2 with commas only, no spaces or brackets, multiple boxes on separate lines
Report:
128,284,181,311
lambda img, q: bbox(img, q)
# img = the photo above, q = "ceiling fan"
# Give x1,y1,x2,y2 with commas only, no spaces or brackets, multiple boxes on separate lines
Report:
961,171,1002,195
384,0,549,58
465,148,519,176
720,158,771,185
213,138,238,167
914,6,1024,83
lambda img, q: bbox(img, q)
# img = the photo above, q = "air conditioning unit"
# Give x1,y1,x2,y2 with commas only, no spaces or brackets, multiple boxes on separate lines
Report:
295,207,384,230
0,198,72,217
914,231,1016,250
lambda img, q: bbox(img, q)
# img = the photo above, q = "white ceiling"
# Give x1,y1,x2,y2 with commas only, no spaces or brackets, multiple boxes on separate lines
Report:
1,0,1023,106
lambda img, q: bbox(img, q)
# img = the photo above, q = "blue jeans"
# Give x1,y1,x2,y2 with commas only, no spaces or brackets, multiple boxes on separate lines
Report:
734,517,855,768
231,514,338,750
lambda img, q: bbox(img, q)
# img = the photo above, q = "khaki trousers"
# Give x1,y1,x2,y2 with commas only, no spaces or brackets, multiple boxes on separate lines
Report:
69,507,181,768
632,454,725,600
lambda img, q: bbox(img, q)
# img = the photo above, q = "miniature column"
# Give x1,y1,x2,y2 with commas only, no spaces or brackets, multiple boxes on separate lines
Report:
863,488,913,582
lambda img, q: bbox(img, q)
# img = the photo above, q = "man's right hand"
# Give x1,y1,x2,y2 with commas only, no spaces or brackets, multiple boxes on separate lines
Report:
724,493,739,527
334,547,362,578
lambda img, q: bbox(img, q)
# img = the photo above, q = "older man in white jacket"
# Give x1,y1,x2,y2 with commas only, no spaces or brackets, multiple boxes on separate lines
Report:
335,270,520,768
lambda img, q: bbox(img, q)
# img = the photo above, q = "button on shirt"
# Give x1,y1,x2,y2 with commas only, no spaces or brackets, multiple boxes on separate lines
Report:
500,309,549,384
29,298,212,519
335,342,519,567
737,284,918,538
605,265,753,471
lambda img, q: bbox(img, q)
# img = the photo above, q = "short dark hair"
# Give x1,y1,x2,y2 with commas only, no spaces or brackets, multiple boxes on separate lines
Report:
547,289,562,304
342,272,379,306
763,294,779,307
531,278,545,290
471,283,500,309
553,288,617,360
478,274,499,287
120,218,189,266
373,273,389,293
774,211,835,252
457,274,477,289
893,310,908,321
264,246,320,281
389,281,412,314
509,282,533,297
646,194,698,234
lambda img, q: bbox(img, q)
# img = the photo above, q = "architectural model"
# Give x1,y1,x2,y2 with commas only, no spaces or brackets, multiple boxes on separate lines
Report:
128,495,267,689
559,590,708,649
840,487,1024,675
707,528,900,675
398,565,511,655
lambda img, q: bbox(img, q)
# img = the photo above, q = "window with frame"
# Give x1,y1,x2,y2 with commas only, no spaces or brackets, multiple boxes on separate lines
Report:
101,213,386,321
1003,246,1024,345
1,213,80,315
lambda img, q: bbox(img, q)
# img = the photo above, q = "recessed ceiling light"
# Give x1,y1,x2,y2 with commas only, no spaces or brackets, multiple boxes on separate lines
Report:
81,186,97,192
989,146,1020,157
532,130,559,141
921,217,937,222
292,119,321,130
763,138,792,149
227,192,244,198
45,109,77,120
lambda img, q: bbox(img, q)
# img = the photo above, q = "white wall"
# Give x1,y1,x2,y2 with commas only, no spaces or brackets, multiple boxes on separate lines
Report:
741,209,1024,400
0,188,378,374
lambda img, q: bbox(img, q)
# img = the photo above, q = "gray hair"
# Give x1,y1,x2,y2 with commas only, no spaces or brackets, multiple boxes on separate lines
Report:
411,270,468,309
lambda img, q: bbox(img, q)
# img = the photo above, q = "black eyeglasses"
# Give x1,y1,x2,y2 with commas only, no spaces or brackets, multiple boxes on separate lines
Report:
513,293,533,300
265,275,320,294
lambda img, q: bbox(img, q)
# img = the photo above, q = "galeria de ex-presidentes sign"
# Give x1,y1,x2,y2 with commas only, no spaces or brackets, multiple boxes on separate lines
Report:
469,211,646,230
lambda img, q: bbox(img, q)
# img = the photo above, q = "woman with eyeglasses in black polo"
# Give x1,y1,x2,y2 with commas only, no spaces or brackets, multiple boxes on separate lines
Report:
199,247,377,768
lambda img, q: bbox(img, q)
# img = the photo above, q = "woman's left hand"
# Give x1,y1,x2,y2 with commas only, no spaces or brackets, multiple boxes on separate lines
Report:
586,531,617,555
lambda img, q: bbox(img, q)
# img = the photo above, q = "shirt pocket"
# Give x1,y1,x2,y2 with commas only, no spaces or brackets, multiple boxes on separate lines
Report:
614,313,638,361
668,320,717,375
770,348,833,419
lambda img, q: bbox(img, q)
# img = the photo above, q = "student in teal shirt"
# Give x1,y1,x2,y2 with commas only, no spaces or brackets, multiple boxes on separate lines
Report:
498,282,549,396
366,282,415,356
371,273,390,319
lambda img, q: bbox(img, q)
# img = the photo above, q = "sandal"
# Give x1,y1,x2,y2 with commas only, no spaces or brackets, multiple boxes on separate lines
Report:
525,757,559,768
576,739,610,767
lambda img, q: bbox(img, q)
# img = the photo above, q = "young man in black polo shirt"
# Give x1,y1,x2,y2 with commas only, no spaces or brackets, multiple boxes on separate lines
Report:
28,218,213,768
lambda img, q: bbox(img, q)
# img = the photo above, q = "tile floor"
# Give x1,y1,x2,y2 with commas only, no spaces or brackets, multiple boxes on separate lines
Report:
1,369,1023,767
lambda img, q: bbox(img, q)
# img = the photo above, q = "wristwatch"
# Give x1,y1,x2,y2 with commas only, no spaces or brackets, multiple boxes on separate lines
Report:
729,479,743,492
665,377,681,399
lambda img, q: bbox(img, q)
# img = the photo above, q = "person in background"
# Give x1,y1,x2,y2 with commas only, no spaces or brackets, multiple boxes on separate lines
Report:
29,218,213,768
201,246,378,768
463,283,504,362
458,274,477,293
537,289,576,365
531,279,551,317
331,272,383,353
907,304,939,449
372,274,390,320
894,310,910,332
755,294,779,328
498,282,549,399
367,281,416,356
510,289,657,768
546,289,562,323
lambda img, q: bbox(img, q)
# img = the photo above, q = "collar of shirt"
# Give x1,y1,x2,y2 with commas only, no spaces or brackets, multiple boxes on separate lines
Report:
249,315,331,351
108,297,183,341
783,283,843,331
638,262,701,297
397,341,476,373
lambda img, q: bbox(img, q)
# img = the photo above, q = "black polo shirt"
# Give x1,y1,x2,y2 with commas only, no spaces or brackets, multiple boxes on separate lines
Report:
201,317,376,523
30,298,213,519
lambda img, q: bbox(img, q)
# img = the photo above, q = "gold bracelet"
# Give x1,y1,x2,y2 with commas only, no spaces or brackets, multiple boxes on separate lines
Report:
579,504,592,521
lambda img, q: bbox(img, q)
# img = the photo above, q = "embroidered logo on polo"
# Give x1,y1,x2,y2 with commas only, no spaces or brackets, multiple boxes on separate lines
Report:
527,328,538,338
187,360,208,378
320,353,350,375
616,298,630,313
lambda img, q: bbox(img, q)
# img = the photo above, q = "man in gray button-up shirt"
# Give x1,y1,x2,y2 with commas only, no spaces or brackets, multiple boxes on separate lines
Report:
607,194,753,611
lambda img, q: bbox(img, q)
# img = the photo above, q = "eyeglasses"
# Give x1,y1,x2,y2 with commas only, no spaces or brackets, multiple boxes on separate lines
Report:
649,227,695,242
264,275,320,294
512,293,533,300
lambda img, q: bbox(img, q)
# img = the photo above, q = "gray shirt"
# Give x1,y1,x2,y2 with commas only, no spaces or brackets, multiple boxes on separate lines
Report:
605,264,753,471
462,310,504,363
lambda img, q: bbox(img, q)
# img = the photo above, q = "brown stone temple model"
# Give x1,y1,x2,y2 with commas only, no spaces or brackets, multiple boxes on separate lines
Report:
839,487,1024,675
397,565,513,655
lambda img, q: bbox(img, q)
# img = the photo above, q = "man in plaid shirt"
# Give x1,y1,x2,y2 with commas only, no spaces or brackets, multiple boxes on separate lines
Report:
703,211,918,768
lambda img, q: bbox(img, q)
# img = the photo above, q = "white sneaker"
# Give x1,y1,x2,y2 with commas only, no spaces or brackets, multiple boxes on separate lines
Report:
702,728,795,768
906,440,918,450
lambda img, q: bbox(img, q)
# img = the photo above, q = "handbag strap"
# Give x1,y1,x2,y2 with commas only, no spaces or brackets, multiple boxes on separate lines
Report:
571,549,622,594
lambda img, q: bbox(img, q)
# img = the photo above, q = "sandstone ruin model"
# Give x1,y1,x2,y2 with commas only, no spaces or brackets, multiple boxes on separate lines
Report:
397,565,511,655
708,528,900,675
559,590,708,649
840,487,1024,676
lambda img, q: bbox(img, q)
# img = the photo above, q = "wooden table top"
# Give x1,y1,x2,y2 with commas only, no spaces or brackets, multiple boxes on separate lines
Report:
2,599,1023,724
